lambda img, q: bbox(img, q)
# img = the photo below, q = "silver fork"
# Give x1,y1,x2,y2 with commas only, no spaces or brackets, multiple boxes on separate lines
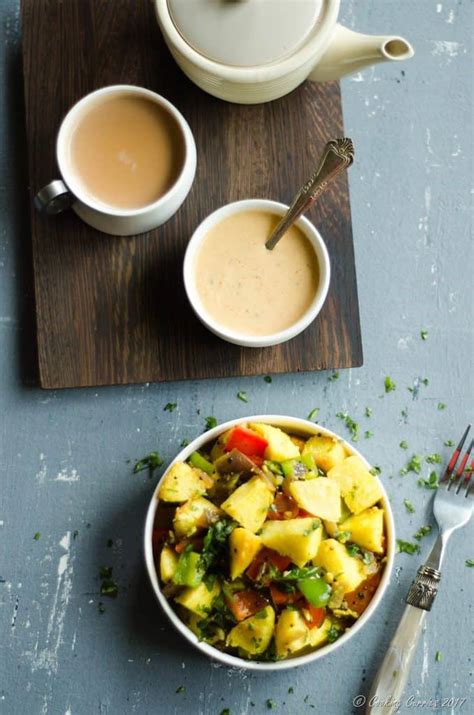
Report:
366,426,473,714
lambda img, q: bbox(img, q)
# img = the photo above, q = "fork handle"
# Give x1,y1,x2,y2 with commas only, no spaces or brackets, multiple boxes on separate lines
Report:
365,604,426,714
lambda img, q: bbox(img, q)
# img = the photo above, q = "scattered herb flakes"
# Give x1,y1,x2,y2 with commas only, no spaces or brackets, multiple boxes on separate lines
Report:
237,391,248,403
264,375,272,383
106,539,114,548
437,402,446,411
346,543,361,557
133,452,164,476
33,532,41,541
426,453,442,465
180,439,189,448
307,407,320,421
444,440,455,447
418,472,439,490
414,525,432,541
402,454,423,475
401,408,408,419
435,651,443,662
288,687,294,695
175,686,186,694
421,378,429,386
400,440,408,450
384,376,397,393
220,710,230,715
164,402,177,412
404,499,415,513
98,602,106,615
396,539,420,555
99,566,118,598
266,700,276,710
365,407,372,418
420,329,428,341
465,559,474,568
364,430,373,439
335,412,360,442
204,416,218,431
370,466,382,476
72,530,79,539
328,371,339,382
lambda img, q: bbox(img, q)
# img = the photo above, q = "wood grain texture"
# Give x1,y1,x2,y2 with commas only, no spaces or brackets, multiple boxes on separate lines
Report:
21,0,362,389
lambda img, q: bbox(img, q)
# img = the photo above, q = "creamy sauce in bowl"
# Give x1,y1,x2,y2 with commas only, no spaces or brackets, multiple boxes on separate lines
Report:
194,210,320,336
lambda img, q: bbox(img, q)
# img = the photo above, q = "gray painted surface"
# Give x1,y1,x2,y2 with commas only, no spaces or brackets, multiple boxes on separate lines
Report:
0,1,472,714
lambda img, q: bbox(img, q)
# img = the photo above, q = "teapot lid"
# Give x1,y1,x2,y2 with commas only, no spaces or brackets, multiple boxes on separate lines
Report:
167,0,326,67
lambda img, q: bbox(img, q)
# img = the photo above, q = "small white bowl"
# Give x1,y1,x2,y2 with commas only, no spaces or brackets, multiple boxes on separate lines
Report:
144,415,395,672
183,200,330,347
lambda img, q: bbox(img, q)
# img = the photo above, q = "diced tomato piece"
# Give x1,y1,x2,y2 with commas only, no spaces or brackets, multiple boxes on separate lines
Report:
249,455,265,467
174,537,203,554
224,426,268,458
297,508,314,518
300,603,325,629
246,548,292,581
225,590,269,622
269,584,303,606
345,571,382,615
267,492,300,521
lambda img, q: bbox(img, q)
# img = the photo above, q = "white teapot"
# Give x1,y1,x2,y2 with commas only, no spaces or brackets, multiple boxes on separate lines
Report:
155,0,414,104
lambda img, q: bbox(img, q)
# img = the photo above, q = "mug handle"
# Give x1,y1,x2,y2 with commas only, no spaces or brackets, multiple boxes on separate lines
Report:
34,180,74,215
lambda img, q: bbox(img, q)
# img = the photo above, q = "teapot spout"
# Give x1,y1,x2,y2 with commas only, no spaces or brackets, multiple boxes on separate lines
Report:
309,24,414,82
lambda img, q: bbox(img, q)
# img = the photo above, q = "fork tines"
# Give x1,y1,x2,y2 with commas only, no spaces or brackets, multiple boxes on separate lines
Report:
443,425,473,495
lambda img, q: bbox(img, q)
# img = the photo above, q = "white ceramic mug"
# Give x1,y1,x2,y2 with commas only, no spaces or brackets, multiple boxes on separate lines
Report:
34,85,197,236
183,199,331,348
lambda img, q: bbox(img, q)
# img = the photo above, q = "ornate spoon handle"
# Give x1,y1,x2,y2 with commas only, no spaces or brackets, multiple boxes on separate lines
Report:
265,138,354,251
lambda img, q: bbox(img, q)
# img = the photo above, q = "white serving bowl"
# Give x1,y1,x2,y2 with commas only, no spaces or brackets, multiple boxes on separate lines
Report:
183,200,330,347
144,415,395,672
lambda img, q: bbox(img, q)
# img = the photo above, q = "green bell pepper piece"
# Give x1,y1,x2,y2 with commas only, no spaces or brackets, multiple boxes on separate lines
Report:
173,547,204,587
189,451,214,475
297,577,332,606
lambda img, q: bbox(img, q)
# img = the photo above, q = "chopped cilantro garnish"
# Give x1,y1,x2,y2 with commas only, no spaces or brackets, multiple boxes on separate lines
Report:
266,700,276,710
402,454,423,475
437,402,446,411
327,624,342,642
400,440,408,450
99,566,118,598
328,371,339,382
403,499,415,513
176,686,186,694
33,532,41,541
364,430,373,439
164,402,177,412
401,408,408,419
336,412,360,441
370,466,381,476
237,391,248,403
426,453,442,464
307,407,320,421
133,452,163,476
414,525,432,541
288,687,294,694
421,378,429,386
465,559,474,567
444,440,455,447
204,416,218,431
420,329,428,341
336,530,351,543
396,539,420,555
264,375,272,383
384,376,396,393
180,439,189,448
220,710,230,715
346,543,361,557
435,651,442,662
365,407,372,417
418,472,439,490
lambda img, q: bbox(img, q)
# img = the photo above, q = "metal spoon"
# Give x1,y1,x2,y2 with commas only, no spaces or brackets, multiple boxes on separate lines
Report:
265,138,355,251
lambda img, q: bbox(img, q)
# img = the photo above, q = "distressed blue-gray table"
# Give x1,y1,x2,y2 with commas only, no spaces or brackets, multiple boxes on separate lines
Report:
1,2,472,714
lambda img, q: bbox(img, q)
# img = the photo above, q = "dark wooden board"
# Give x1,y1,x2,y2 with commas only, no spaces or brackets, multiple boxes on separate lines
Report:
21,0,362,389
